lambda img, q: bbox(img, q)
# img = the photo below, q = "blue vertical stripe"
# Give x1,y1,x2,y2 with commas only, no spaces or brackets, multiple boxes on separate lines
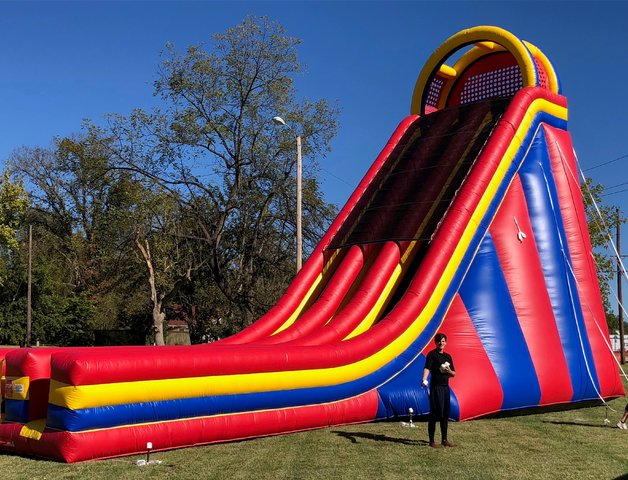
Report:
459,232,541,410
518,130,600,401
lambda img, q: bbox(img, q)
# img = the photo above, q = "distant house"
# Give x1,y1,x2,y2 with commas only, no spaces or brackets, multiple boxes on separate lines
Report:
610,332,628,352
166,305,192,346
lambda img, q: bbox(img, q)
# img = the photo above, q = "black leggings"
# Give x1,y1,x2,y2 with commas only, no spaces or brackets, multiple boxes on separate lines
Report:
428,417,448,443
428,385,450,442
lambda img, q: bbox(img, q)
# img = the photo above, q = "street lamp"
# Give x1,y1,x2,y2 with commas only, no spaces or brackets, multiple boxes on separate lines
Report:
272,116,303,272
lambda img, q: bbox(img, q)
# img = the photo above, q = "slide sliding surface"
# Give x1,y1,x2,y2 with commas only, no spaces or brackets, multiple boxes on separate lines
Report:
0,26,622,462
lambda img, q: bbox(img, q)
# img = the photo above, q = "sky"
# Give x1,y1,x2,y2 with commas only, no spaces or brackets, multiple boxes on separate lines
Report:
2,2,628,263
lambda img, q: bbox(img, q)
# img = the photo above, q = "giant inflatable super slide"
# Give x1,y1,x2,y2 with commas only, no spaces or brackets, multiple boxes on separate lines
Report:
0,26,624,462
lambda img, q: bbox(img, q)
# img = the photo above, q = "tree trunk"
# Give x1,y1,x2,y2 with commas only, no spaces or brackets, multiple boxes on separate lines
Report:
134,231,166,346
152,302,166,346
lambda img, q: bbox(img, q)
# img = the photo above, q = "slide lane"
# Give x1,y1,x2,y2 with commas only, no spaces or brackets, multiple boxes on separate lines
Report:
254,245,366,344
297,241,405,345
242,100,480,345
282,98,507,346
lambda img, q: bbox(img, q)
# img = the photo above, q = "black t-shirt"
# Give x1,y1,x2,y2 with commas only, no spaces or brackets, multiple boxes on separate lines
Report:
424,348,455,387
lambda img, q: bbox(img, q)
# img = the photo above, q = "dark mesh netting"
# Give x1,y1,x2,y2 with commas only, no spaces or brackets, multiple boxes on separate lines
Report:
327,98,509,250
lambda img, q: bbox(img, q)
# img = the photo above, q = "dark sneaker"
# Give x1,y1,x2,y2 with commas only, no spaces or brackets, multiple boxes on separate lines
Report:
429,442,440,448
441,440,455,447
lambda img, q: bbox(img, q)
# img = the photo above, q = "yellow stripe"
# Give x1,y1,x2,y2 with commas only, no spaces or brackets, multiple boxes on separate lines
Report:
271,273,324,335
19,419,46,440
51,99,567,411
271,249,341,335
5,376,29,400
343,263,402,340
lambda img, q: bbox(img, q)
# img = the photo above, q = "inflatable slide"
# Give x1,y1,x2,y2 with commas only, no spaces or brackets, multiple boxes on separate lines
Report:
0,26,624,462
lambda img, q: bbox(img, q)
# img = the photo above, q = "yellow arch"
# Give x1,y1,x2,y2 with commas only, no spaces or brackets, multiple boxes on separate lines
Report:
434,40,560,111
435,43,506,110
411,26,540,115
524,41,560,95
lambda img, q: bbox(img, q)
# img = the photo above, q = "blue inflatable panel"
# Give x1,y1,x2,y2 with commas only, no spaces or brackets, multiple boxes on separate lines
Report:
518,130,600,401
459,232,541,410
4,399,29,424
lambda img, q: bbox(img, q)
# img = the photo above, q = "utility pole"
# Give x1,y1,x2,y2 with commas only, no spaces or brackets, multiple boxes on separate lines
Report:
26,225,32,348
617,208,625,364
296,135,303,272
271,116,303,273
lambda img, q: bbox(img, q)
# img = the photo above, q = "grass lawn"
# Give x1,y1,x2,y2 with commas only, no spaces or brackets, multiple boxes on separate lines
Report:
1,377,627,480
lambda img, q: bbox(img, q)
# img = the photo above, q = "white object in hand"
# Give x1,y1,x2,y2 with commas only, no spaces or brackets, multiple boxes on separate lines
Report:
440,361,450,373
421,379,428,387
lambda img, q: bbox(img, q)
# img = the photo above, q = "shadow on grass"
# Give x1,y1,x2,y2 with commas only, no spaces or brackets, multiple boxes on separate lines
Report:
331,430,426,446
0,448,177,468
541,420,611,429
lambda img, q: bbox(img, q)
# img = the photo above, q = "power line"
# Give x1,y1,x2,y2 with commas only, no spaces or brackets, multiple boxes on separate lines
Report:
320,167,353,187
605,180,628,192
583,153,628,172
602,187,628,198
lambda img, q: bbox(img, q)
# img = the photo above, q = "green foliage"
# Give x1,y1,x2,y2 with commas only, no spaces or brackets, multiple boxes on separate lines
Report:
0,267,27,345
581,177,624,330
100,15,339,330
0,171,28,246
0,231,97,346
32,292,95,347
8,133,153,343
0,171,28,288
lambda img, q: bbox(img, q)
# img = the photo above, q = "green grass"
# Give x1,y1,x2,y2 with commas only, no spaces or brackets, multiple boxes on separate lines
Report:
1,380,627,480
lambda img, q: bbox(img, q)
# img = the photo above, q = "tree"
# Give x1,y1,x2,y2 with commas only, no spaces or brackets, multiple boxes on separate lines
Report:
581,177,625,330
98,15,339,330
0,171,28,283
0,171,28,247
3,16,339,344
0,172,28,344
8,134,153,342
0,171,28,292
131,191,201,345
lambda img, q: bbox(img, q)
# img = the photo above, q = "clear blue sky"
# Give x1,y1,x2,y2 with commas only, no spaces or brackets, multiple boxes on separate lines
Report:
2,2,627,228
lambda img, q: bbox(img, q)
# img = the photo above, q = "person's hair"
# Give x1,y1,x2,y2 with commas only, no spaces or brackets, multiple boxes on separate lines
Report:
434,333,447,343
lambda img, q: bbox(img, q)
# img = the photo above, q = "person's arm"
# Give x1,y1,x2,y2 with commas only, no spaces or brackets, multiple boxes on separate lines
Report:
444,356,456,377
422,368,430,387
